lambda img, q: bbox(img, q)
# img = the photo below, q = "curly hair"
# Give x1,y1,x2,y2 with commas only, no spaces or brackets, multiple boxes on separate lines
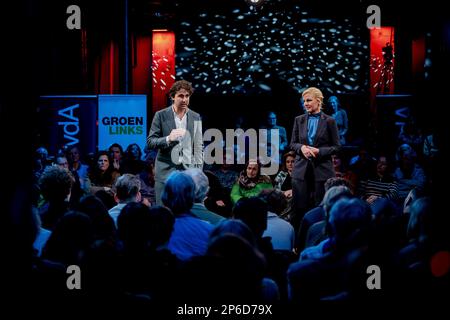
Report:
39,166,74,202
168,80,194,98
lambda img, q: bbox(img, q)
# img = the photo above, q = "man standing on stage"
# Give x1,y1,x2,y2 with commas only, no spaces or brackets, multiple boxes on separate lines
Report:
147,80,203,204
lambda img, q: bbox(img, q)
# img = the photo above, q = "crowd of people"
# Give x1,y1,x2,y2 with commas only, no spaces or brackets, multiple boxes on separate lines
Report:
27,82,447,312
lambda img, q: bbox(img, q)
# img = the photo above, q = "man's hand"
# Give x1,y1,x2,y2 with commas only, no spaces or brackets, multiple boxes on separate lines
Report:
284,189,293,198
168,128,186,142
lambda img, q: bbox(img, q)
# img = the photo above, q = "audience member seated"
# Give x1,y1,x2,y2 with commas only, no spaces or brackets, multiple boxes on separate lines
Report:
359,155,399,205
230,159,272,206
209,219,257,247
66,145,90,195
177,232,276,303
204,170,234,218
116,203,179,302
395,197,437,299
32,208,51,257
163,171,214,261
121,143,146,175
273,151,295,221
108,143,124,173
296,177,353,252
398,117,423,154
38,165,74,230
184,169,225,225
259,189,295,252
33,146,51,179
89,150,121,195
300,186,353,259
233,197,290,300
75,194,117,242
288,198,372,304
209,152,240,194
138,158,156,206
55,153,84,207
349,143,377,185
393,144,426,202
332,153,357,192
41,211,94,266
108,174,144,228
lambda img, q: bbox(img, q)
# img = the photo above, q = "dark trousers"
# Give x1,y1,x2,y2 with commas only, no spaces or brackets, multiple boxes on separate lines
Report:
291,164,326,230
155,180,165,205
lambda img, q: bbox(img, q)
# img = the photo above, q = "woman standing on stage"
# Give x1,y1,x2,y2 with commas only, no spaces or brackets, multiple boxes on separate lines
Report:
290,87,341,228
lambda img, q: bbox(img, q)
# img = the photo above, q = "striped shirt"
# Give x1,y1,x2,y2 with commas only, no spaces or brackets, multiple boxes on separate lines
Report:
360,178,399,201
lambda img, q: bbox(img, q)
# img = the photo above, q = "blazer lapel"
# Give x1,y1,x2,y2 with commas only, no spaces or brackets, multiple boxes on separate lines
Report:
187,110,194,139
165,106,176,132
301,116,308,145
313,114,327,146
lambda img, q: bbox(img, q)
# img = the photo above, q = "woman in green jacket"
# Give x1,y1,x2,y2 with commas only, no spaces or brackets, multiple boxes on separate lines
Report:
230,159,273,205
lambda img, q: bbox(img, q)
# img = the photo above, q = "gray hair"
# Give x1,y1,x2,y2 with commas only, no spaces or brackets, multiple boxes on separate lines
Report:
184,168,210,203
322,185,353,218
161,171,195,215
113,173,141,202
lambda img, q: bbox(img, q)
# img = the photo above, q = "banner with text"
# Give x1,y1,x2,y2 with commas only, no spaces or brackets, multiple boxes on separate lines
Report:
98,95,147,157
38,96,97,157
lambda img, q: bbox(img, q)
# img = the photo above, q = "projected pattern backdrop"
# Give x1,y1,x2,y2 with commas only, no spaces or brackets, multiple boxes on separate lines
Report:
175,1,368,96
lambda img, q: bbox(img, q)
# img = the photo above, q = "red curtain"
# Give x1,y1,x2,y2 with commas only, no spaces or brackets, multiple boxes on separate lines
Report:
151,31,175,113
94,41,120,94
131,35,152,94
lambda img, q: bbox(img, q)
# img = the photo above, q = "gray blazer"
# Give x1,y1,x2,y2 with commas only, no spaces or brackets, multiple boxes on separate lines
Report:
147,106,203,183
290,113,341,181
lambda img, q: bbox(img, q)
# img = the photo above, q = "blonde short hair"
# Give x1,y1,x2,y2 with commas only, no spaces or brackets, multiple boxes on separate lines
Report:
302,87,324,108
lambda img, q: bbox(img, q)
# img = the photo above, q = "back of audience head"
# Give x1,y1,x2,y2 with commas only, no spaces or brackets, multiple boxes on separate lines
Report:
184,169,210,203
161,171,195,215
113,173,141,203
118,203,175,251
94,189,117,210
406,197,432,244
403,187,423,215
233,197,268,238
148,205,175,249
322,185,353,217
328,198,373,250
42,210,94,265
210,219,256,247
38,165,74,203
117,202,152,250
258,189,287,215
75,194,116,241
324,177,353,193
207,233,266,276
